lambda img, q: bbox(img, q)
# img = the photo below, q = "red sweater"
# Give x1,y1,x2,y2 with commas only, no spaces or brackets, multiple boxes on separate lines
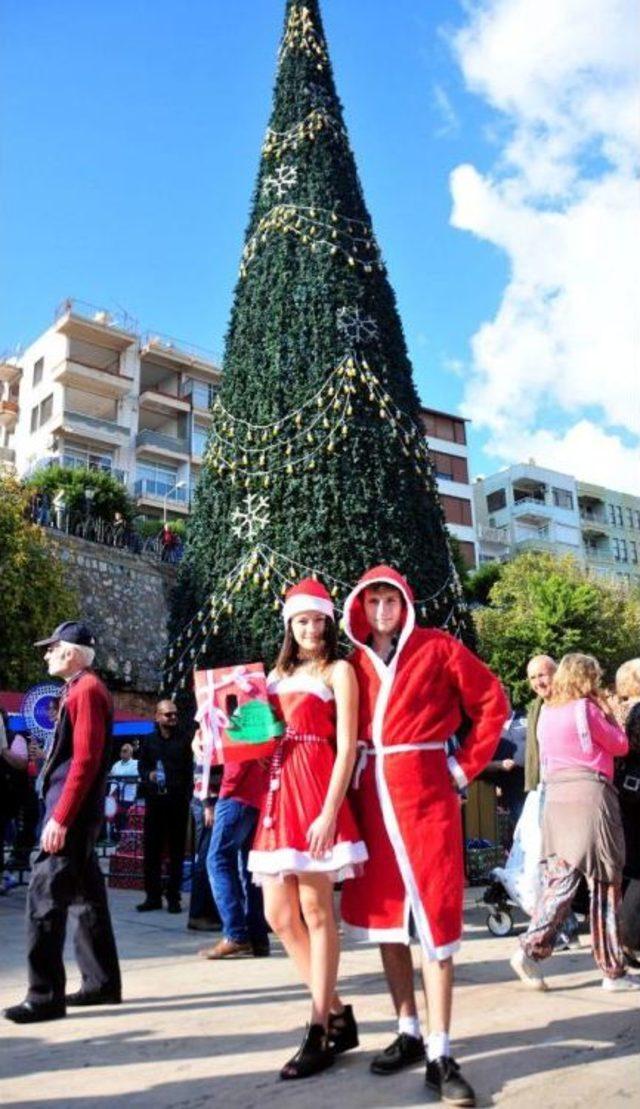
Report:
51,672,113,826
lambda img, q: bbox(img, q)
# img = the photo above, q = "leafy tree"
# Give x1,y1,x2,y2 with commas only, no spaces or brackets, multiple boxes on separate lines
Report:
474,552,640,708
466,561,503,606
24,465,133,522
0,476,78,689
168,0,471,691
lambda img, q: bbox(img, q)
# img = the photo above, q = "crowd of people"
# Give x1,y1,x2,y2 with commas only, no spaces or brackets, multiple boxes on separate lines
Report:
1,576,639,1107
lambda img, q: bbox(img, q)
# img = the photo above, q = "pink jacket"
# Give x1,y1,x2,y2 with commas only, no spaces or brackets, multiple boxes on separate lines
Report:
539,698,628,781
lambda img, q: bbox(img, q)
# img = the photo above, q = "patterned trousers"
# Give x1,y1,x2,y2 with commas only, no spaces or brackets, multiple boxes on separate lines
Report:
522,856,625,979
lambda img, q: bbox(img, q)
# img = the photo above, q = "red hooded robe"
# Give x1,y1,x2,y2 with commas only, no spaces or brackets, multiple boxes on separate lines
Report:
341,566,508,960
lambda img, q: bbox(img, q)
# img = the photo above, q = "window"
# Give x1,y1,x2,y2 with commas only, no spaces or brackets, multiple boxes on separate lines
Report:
630,541,638,564
635,511,640,529
608,503,616,525
431,451,469,484
30,406,38,433
39,394,53,426
457,540,477,569
613,538,628,562
625,507,634,529
486,489,507,513
64,447,114,473
191,423,208,457
440,495,473,527
421,411,466,445
33,358,44,386
616,505,624,526
552,488,574,510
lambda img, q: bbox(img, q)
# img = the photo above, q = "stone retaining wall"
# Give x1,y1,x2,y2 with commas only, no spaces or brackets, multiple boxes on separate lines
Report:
49,532,177,693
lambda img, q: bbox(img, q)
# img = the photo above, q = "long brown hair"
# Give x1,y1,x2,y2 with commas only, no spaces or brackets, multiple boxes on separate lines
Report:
275,615,339,676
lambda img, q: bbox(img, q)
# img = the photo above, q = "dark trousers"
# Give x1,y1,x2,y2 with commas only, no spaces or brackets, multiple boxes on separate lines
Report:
189,799,220,923
621,877,640,950
26,829,121,1006
143,794,190,904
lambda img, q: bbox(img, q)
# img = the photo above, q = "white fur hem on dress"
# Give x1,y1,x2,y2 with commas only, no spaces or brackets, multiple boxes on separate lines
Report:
248,840,368,885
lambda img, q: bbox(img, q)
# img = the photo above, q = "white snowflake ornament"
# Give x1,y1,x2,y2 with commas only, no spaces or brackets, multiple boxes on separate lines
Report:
231,493,271,540
263,163,298,200
337,306,379,345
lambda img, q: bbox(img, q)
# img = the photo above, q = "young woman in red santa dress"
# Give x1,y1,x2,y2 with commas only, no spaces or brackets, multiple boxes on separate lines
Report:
248,578,368,1080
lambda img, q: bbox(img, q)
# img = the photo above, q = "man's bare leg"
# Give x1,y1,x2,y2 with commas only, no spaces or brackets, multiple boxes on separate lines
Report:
421,955,453,1051
380,942,418,1017
370,943,425,1074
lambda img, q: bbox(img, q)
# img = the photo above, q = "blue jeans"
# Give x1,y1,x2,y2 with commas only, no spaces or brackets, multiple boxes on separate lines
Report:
206,797,268,946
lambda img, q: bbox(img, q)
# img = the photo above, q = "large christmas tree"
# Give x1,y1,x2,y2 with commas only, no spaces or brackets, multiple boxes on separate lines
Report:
165,0,472,695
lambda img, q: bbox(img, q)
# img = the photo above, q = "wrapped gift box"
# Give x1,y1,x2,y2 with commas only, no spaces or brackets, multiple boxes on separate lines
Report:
194,662,284,767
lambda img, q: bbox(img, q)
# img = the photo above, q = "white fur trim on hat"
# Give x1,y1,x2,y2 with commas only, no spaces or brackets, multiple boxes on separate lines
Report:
282,594,334,625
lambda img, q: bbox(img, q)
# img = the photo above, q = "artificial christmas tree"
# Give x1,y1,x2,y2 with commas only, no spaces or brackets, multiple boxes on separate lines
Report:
164,0,472,695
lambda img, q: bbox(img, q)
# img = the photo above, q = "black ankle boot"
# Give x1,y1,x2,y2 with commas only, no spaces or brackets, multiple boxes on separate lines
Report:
280,1023,335,1080
328,1004,359,1054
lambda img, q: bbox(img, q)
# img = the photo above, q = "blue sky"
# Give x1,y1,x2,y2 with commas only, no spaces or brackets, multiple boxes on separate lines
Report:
2,0,637,491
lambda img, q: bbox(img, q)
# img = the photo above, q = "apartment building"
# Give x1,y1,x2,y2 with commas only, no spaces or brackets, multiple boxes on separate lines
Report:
6,299,221,518
473,463,640,587
421,407,478,568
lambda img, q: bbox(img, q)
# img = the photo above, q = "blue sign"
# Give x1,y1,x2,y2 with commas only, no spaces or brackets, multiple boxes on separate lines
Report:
20,681,64,745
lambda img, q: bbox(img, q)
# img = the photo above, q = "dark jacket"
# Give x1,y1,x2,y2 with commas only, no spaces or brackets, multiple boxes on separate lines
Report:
42,670,113,833
138,727,193,800
615,702,640,880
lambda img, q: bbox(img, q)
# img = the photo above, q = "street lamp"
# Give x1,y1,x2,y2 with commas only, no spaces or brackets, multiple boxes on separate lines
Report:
163,480,186,523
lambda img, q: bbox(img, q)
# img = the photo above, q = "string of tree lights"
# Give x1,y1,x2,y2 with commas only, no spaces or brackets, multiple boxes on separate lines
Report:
167,0,475,691
240,203,383,278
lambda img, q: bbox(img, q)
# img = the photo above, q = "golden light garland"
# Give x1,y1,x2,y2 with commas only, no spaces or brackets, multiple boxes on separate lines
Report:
262,106,346,160
279,4,328,71
240,203,383,277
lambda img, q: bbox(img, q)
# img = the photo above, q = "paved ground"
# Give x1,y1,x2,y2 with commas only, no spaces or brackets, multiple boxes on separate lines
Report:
0,886,639,1108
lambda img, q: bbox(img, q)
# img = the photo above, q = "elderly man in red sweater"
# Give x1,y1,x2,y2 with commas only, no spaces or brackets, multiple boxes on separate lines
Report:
4,621,121,1024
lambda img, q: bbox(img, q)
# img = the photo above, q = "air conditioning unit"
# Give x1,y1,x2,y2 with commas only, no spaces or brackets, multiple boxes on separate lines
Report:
93,311,111,325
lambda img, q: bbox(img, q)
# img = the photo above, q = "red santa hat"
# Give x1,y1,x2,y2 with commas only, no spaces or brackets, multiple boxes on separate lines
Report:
282,578,334,625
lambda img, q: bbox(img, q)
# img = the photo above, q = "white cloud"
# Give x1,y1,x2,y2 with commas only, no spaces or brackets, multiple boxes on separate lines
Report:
448,0,640,493
433,84,460,137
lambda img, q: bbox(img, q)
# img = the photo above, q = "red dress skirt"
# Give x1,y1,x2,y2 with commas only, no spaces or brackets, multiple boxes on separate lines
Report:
248,672,368,883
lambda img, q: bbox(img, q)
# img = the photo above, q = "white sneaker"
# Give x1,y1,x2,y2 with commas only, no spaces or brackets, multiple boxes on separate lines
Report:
602,975,640,992
510,947,548,990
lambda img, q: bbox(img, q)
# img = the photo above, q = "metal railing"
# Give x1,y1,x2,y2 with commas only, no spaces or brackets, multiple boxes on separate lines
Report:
28,455,126,482
135,428,189,454
134,477,188,503
55,297,139,336
27,503,183,562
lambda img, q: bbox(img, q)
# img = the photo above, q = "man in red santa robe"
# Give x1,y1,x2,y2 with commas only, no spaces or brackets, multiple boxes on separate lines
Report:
341,566,507,1107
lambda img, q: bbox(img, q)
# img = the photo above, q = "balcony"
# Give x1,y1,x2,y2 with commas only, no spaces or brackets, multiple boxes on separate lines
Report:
54,299,138,351
511,497,551,525
0,360,21,383
51,358,133,398
0,445,16,466
139,386,190,416
134,478,190,514
0,399,18,427
58,410,130,447
477,524,509,546
140,333,221,378
135,428,190,459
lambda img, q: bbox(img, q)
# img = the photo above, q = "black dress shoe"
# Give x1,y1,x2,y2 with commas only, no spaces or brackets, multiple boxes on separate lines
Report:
328,1004,359,1054
4,1000,66,1024
425,1056,476,1107
252,942,271,957
136,899,162,912
65,988,122,1006
370,1032,425,1074
166,901,182,914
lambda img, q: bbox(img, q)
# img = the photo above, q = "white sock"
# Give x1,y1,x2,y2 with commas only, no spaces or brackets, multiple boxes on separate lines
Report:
398,1015,422,1040
427,1031,450,1061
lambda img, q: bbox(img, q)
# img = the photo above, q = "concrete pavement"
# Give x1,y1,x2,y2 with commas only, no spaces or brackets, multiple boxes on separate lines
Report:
1,886,639,1108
